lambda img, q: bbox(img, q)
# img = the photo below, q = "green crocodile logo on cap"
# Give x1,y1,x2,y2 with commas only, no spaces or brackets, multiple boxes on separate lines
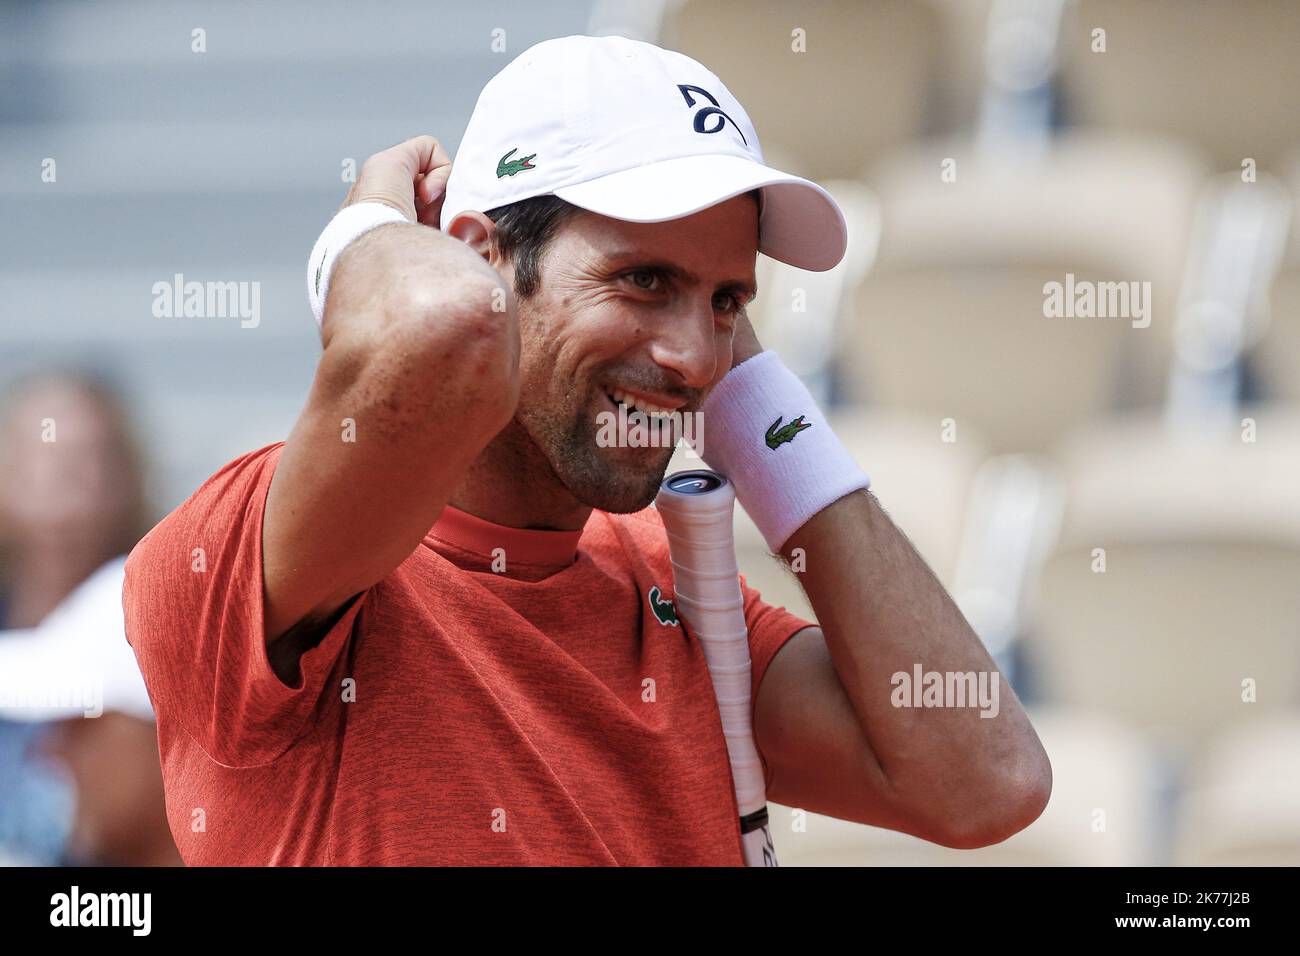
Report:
496,148,537,178
765,415,812,450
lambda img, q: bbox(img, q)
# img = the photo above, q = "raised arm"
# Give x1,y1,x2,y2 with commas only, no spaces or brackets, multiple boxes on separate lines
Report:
729,316,1051,849
262,136,519,649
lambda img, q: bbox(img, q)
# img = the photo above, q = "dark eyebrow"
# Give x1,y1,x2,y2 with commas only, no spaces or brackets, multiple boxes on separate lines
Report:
603,251,758,301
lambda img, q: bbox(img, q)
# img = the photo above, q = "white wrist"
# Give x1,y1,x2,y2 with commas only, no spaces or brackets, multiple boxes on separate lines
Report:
306,202,410,327
694,350,870,553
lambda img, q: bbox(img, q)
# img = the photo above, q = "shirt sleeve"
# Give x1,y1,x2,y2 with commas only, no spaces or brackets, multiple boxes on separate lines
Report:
740,573,816,704
740,573,816,789
122,442,366,767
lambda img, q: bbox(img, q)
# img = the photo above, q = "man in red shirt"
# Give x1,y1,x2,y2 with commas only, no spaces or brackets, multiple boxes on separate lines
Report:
123,35,1050,866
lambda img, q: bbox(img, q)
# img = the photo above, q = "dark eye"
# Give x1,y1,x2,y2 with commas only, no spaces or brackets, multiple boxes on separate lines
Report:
627,269,659,291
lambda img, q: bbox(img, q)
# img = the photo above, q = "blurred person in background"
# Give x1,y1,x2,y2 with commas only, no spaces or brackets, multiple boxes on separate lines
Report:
0,370,176,865
0,556,181,867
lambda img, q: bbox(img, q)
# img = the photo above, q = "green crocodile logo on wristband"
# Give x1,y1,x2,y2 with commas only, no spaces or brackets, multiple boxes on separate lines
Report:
496,148,537,178
648,586,679,627
765,415,812,449
315,248,327,296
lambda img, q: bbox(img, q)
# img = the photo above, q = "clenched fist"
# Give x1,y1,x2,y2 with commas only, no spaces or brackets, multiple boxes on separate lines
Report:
343,135,453,227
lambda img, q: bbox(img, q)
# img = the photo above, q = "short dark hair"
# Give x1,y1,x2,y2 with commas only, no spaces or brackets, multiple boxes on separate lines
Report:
484,188,762,300
483,194,584,299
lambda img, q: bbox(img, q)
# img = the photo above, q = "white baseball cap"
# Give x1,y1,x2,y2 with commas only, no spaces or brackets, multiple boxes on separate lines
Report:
440,34,848,272
0,556,154,724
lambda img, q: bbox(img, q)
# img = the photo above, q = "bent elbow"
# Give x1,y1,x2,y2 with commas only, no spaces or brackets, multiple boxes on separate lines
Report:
932,748,1053,850
961,749,1050,848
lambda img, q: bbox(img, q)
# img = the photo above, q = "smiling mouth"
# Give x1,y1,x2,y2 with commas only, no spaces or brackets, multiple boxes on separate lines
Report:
602,386,680,419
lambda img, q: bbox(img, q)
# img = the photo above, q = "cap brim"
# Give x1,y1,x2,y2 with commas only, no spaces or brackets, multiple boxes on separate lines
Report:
0,558,154,723
0,627,153,723
553,153,848,272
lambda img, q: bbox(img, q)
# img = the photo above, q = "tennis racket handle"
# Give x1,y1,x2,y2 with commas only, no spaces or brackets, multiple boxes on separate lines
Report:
741,815,777,867
657,470,777,866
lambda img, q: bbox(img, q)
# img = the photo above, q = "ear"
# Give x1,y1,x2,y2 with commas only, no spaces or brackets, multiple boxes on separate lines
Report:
445,210,497,262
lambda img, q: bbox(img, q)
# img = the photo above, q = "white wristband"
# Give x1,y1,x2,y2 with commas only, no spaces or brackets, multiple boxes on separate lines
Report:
306,202,410,327
694,350,870,554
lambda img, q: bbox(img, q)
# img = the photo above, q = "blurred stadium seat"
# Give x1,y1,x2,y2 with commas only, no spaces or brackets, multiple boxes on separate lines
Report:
1027,409,1300,756
839,134,1207,451
1164,171,1291,431
659,0,943,181
1254,158,1300,403
945,452,1064,671
1176,716,1300,865
772,707,1152,865
1059,0,1300,173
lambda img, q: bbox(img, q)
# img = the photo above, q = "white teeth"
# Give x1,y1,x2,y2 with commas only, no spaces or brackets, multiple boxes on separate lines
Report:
608,387,673,418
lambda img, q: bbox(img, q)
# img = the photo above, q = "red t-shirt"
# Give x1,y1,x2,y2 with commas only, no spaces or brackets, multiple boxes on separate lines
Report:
123,442,812,865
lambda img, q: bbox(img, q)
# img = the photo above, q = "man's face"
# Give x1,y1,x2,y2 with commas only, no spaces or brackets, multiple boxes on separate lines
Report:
509,194,759,513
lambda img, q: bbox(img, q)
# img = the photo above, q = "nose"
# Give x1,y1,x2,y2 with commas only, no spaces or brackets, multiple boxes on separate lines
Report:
645,299,720,391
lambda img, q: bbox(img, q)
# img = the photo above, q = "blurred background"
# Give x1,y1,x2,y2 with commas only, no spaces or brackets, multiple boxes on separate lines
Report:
1,0,1298,866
